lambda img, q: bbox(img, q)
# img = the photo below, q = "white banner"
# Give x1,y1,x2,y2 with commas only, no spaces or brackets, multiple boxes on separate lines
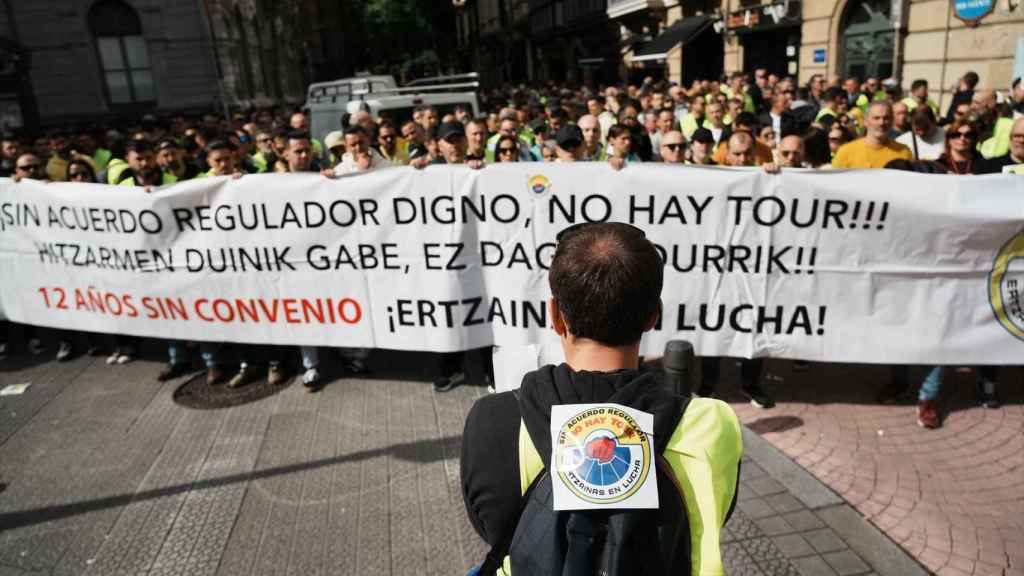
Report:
1,165,1023,364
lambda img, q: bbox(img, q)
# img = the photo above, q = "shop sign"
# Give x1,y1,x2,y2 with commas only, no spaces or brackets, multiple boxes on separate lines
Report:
727,0,801,31
953,0,995,26
813,49,826,63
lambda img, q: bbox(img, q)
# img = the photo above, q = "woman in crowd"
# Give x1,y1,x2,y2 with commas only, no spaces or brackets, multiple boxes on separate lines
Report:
494,134,520,163
937,120,1001,174
827,124,854,160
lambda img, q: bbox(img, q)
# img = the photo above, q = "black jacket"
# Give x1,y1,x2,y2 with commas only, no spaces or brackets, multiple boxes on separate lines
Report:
460,364,684,546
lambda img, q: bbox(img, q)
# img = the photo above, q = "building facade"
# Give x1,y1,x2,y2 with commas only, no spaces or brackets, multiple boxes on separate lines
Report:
460,0,1023,108
0,0,320,130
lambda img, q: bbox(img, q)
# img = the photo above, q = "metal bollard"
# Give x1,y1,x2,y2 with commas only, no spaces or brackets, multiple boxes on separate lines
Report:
663,340,694,397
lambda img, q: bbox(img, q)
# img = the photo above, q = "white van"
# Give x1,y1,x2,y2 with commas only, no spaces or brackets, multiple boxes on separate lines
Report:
306,73,480,143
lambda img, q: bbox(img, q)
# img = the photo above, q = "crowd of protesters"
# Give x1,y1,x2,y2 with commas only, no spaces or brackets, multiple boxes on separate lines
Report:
1,68,1022,429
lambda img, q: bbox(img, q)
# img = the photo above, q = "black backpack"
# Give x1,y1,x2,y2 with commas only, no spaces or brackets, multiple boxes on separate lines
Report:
480,403,691,576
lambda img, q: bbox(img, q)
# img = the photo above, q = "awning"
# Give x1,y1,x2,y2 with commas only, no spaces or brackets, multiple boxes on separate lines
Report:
631,16,713,62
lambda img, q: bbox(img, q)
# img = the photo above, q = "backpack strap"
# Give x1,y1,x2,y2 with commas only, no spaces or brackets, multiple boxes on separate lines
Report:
479,454,544,576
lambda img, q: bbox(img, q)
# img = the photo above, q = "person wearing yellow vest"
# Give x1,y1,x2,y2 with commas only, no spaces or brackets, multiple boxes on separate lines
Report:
833,101,913,168
376,120,410,165
251,129,279,173
972,89,1013,158
71,132,112,172
901,79,940,117
45,132,98,182
289,111,324,161
461,222,742,576
815,87,846,124
117,139,177,188
854,77,888,115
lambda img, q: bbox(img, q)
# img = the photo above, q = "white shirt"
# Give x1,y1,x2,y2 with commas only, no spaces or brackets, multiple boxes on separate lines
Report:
334,148,394,176
895,129,945,161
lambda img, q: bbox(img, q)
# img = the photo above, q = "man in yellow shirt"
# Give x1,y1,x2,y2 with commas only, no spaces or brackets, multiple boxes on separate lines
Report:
833,101,912,169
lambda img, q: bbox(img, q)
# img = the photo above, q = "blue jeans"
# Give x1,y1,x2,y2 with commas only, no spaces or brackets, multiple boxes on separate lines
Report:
919,367,942,401
168,341,220,369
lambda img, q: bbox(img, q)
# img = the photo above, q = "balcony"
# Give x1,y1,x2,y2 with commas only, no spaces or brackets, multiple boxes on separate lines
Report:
607,0,664,19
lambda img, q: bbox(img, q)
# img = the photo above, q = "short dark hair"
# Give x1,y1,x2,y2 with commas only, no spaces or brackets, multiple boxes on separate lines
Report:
910,79,928,92
343,125,366,137
964,71,979,89
285,130,310,144
206,139,236,153
124,139,153,155
549,223,663,346
607,124,631,140
824,86,844,103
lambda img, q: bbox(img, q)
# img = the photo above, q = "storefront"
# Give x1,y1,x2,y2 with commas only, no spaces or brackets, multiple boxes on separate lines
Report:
728,0,803,78
629,15,724,86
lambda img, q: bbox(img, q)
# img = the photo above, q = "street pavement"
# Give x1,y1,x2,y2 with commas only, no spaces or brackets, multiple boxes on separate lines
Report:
0,346,1014,575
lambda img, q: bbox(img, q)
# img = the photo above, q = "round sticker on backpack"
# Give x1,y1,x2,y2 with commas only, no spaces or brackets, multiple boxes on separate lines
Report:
550,403,658,510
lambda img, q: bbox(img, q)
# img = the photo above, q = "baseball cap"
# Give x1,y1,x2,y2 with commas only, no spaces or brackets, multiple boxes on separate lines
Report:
690,127,714,144
437,121,466,141
554,125,583,149
324,130,344,150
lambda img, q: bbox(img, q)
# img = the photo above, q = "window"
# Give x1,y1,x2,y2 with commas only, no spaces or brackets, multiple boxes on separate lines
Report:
88,0,154,104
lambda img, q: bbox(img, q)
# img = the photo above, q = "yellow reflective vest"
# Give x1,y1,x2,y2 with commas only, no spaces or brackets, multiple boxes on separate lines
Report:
505,397,743,576
980,117,1013,159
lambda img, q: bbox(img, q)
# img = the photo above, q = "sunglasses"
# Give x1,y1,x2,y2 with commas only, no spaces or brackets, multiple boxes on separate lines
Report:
498,147,517,154
256,137,271,143
556,221,646,242
68,171,90,178
16,164,41,171
663,143,685,151
950,131,976,140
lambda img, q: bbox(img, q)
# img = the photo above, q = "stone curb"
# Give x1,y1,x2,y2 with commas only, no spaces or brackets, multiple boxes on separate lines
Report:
741,426,930,576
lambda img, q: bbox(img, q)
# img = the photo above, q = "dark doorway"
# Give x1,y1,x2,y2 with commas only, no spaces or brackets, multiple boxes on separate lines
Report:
841,0,894,80
743,27,800,78
681,27,723,85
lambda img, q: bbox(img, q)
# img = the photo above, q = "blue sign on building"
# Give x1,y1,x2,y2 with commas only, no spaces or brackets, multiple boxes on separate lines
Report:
953,0,994,25
813,49,826,63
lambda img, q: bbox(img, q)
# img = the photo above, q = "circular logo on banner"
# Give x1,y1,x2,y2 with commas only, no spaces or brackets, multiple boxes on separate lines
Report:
528,175,551,195
555,406,652,505
989,230,1024,341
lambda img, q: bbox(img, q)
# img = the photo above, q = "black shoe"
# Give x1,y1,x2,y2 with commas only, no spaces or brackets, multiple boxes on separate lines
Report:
978,379,1000,409
875,379,909,404
343,359,370,375
741,381,775,409
792,360,811,372
433,371,466,392
157,363,191,382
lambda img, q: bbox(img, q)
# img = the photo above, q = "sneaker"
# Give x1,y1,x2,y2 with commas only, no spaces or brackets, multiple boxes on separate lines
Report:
115,353,134,365
302,367,321,388
157,363,190,382
917,400,941,428
206,367,227,386
483,374,495,394
86,344,104,357
28,338,44,355
343,359,370,375
267,363,289,386
978,379,1000,409
56,341,73,362
741,380,775,409
433,371,466,392
106,351,120,365
227,366,259,389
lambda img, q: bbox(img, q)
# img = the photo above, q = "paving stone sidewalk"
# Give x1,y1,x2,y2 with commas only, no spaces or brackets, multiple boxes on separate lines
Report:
2,351,929,575
724,361,1024,576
